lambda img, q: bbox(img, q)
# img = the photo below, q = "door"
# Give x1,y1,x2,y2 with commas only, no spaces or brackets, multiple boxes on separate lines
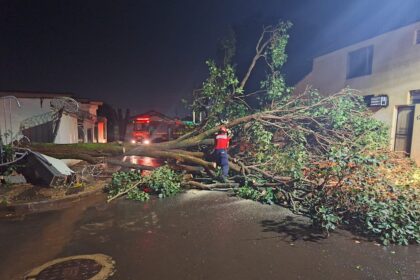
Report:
394,106,414,154
87,128,93,143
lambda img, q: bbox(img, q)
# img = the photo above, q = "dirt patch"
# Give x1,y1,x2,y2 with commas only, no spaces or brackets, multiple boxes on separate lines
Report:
0,157,123,208
0,179,108,205
14,187,49,202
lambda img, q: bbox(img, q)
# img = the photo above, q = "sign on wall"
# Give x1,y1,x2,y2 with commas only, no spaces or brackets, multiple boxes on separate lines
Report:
364,95,389,108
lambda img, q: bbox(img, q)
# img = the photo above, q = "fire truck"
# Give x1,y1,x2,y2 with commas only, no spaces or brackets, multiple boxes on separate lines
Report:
126,111,184,144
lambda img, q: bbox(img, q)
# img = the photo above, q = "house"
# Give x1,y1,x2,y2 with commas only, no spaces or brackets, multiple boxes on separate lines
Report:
0,91,107,144
77,98,107,143
294,21,420,164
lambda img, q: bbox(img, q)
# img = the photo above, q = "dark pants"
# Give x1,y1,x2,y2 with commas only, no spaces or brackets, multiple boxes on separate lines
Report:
215,149,229,177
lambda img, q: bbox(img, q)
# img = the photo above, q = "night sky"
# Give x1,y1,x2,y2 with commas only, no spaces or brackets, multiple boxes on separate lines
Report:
1,0,420,116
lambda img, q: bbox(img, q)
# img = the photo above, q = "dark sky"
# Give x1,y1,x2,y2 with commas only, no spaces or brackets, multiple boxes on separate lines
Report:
1,0,420,116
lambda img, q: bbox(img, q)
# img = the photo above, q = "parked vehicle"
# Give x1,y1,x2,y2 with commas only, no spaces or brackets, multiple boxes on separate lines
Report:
126,111,184,144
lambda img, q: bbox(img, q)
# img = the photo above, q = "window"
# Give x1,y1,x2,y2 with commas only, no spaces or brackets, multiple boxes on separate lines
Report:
415,30,420,45
347,45,373,79
410,90,420,104
134,123,148,131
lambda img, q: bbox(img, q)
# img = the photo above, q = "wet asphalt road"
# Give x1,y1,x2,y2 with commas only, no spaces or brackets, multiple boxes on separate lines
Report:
0,190,418,280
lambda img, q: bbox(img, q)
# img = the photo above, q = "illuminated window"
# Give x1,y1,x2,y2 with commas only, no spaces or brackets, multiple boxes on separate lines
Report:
347,45,373,79
410,90,420,104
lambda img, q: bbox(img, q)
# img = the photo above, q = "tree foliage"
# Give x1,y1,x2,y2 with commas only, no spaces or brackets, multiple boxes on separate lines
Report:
107,166,181,202
126,21,419,245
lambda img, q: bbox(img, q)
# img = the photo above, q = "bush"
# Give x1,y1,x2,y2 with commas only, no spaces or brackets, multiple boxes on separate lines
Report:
363,193,419,245
306,160,420,245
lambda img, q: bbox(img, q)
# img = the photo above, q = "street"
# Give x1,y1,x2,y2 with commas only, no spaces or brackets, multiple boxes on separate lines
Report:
0,190,418,280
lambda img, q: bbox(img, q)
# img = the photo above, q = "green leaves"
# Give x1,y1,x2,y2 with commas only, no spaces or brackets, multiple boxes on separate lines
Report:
235,184,277,205
185,21,418,245
316,206,341,233
362,189,419,245
127,189,150,201
143,165,181,198
191,60,247,129
107,166,182,201
260,22,293,106
268,21,292,69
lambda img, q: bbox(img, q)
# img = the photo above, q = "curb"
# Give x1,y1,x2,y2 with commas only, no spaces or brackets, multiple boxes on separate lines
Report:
0,187,105,215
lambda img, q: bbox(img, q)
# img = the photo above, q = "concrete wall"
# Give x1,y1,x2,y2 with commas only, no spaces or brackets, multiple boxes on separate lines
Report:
294,22,420,164
54,114,78,144
0,97,78,144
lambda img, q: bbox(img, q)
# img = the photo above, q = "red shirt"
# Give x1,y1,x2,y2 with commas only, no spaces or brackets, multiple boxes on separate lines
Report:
215,133,230,149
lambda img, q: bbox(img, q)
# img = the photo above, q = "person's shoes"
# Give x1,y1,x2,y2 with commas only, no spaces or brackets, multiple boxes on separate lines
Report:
220,176,231,183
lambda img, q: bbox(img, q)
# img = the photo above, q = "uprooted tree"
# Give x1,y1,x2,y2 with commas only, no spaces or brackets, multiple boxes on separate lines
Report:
42,22,418,245
107,22,420,245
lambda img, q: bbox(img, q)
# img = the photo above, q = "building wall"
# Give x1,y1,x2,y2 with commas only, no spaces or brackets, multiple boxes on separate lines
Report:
78,103,98,143
54,114,78,144
294,22,420,164
81,119,96,143
0,97,78,144
79,103,99,116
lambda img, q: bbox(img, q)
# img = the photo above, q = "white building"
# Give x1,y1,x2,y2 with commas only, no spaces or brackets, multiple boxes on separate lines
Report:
294,21,420,164
0,91,107,144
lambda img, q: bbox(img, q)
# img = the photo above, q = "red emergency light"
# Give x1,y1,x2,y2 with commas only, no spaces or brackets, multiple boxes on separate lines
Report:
136,117,150,123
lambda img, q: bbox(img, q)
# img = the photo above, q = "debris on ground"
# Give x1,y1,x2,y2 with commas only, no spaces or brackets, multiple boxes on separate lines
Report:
1,172,27,185
22,151,74,187
0,145,113,206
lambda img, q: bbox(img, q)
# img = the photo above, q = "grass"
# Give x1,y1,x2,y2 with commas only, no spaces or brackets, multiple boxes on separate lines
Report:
30,142,125,156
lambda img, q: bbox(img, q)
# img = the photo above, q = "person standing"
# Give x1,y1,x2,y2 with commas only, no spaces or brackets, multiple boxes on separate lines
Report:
214,126,231,182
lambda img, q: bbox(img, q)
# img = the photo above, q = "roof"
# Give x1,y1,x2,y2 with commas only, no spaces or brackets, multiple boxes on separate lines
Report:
0,90,102,105
131,110,173,121
0,90,73,99
315,20,420,60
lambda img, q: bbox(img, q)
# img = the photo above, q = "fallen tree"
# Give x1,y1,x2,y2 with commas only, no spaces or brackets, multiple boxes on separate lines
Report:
115,22,419,245
30,21,419,245
28,143,125,164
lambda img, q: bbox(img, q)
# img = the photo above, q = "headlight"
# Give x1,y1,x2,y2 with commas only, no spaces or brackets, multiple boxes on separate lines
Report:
143,139,150,145
131,139,136,144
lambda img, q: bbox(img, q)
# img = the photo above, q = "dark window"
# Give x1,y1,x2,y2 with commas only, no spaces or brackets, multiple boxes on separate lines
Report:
416,30,420,45
410,90,420,104
347,46,373,79
134,123,148,131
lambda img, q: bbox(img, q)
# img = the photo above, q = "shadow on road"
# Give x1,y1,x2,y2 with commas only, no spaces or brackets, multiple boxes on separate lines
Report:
260,216,326,242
